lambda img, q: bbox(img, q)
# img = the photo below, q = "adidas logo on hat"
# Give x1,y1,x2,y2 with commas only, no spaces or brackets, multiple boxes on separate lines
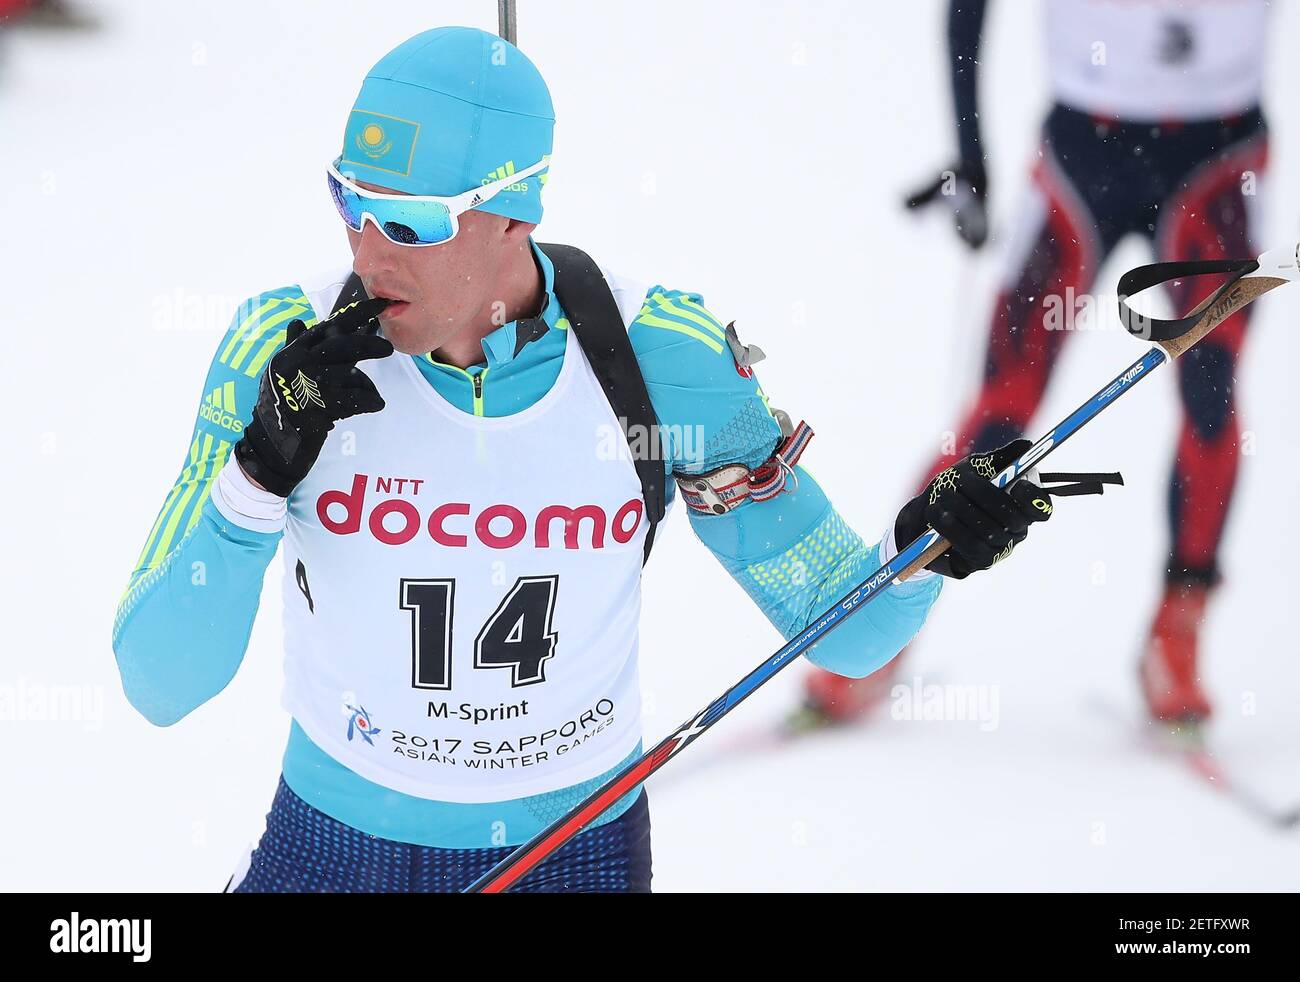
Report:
483,161,530,194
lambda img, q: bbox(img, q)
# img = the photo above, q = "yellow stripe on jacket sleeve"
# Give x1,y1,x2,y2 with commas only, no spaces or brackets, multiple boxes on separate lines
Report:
183,440,232,536
244,311,316,378
676,298,728,338
634,310,725,354
226,300,310,373
218,298,282,366
145,433,217,571
647,293,728,344
130,435,200,575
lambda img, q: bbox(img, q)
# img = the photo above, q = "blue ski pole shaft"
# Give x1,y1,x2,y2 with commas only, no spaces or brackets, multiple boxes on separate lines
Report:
473,348,1164,900
470,346,1166,893
469,245,1299,893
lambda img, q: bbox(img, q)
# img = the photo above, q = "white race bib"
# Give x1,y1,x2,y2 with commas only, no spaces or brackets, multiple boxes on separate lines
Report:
1045,0,1268,120
280,322,649,803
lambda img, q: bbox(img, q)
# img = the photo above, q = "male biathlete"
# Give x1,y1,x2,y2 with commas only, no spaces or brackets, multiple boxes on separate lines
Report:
114,26,1080,892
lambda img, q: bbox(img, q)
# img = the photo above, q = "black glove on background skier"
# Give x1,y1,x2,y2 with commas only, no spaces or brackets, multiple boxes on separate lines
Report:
235,297,393,497
904,159,989,249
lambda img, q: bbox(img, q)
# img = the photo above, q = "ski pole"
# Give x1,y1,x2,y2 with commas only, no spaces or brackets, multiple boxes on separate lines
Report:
467,244,1299,893
497,0,517,45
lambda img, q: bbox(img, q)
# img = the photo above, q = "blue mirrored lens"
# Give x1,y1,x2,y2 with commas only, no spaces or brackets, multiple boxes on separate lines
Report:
327,171,364,230
372,198,455,245
327,171,456,245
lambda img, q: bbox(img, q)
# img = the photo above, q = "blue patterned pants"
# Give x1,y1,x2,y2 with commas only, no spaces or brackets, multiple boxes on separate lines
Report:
228,777,652,893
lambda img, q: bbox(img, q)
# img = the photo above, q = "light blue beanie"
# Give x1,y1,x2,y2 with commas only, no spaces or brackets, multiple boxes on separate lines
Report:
339,26,554,223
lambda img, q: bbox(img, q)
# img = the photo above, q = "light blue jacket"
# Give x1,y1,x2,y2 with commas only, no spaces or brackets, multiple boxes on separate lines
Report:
112,241,940,847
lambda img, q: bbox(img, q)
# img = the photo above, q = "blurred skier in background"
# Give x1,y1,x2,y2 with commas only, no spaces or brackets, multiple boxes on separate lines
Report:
0,0,96,30
798,0,1271,730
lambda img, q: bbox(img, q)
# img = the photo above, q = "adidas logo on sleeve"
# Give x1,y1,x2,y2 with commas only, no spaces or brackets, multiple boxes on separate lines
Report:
200,381,244,433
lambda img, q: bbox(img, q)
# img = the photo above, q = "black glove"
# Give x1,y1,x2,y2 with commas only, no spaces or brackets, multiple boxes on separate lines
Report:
234,297,394,496
895,440,1051,580
904,159,989,249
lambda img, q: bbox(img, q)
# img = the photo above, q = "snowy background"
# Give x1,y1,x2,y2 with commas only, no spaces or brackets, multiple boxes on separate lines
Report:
2,0,1298,891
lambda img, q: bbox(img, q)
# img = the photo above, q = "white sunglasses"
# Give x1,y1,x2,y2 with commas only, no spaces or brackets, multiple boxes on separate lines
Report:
326,156,550,246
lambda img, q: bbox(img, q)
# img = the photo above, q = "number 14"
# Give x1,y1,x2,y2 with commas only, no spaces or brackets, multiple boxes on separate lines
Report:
399,575,559,690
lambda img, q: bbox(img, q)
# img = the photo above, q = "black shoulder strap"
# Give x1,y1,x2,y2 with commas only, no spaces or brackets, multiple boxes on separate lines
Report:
538,242,666,564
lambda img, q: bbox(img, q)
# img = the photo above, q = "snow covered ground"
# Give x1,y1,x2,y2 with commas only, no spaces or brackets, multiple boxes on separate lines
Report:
2,0,1297,891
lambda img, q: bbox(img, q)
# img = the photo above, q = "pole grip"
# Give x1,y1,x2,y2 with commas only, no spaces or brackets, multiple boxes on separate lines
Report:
899,536,948,582
1117,246,1298,358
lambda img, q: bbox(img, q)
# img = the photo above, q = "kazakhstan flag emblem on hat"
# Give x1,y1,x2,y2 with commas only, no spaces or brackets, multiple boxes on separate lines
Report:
341,110,420,177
